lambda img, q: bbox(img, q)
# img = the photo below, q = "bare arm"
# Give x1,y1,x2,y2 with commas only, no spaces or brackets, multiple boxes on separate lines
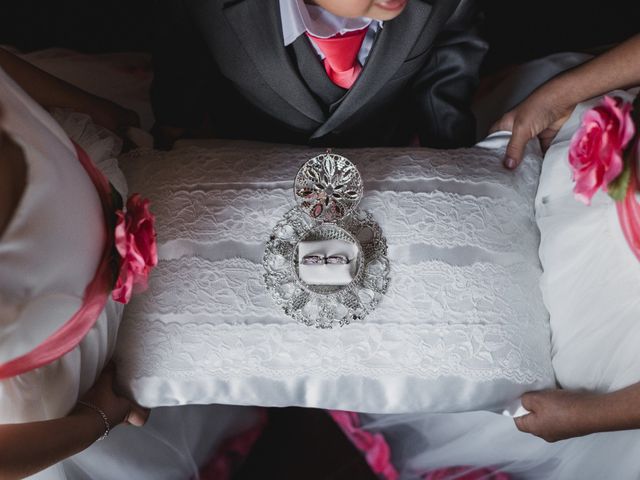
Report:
543,34,640,107
0,366,149,480
515,382,640,443
493,34,640,168
0,48,139,133
0,408,107,480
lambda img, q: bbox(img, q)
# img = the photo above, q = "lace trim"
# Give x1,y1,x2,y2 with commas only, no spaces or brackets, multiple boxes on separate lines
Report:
142,188,536,256
126,258,543,322
119,258,550,383
117,320,552,384
121,143,539,200
362,190,538,254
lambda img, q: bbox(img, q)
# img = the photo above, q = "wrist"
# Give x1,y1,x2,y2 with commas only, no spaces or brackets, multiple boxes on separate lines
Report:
577,391,634,434
597,386,640,432
71,403,111,442
77,392,130,428
532,76,576,116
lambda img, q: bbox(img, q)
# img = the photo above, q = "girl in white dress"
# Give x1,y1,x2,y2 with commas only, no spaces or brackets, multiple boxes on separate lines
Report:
495,33,640,443
0,48,147,479
351,33,640,480
0,50,259,480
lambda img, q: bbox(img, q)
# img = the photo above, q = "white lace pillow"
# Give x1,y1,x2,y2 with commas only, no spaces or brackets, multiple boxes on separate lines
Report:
117,134,554,413
536,90,640,393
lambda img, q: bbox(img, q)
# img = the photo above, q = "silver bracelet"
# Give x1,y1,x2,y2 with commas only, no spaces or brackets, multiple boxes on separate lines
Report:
77,401,110,441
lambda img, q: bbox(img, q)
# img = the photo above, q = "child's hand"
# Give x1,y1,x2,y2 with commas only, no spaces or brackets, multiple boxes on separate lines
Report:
491,89,572,170
514,389,602,442
78,363,149,428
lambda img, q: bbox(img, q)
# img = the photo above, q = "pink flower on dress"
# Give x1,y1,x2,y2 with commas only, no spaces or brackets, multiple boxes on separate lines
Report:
568,96,635,204
112,194,158,304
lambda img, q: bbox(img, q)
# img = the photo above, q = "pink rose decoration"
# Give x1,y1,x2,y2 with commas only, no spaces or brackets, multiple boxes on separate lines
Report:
569,96,635,204
112,194,158,304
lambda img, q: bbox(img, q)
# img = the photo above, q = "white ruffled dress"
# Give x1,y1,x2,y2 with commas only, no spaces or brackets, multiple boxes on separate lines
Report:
0,67,258,480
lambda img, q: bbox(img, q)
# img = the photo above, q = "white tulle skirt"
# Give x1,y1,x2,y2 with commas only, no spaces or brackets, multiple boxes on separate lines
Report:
358,410,640,479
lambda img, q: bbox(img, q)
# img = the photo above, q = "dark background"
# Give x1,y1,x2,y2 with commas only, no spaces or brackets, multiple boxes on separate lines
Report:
1,0,639,72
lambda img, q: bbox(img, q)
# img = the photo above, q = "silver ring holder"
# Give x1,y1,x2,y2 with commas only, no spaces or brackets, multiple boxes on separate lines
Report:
263,152,390,328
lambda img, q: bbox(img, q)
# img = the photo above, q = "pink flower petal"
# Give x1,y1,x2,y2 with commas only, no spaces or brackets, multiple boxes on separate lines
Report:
569,96,635,204
112,193,158,304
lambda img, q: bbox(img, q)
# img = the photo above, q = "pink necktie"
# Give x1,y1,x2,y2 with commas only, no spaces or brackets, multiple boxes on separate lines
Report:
306,27,368,89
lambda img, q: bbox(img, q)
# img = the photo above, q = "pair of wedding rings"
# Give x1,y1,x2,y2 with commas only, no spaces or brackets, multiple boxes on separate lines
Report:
301,254,350,265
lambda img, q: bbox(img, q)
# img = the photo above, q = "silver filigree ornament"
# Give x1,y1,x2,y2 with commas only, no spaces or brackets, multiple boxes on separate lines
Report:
294,152,364,222
263,152,390,328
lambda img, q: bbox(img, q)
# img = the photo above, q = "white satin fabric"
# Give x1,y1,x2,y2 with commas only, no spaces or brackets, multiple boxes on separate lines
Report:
0,67,259,480
117,134,554,413
357,89,640,479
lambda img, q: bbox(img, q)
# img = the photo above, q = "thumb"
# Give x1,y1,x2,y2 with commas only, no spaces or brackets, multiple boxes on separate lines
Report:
126,404,151,427
514,413,534,433
503,125,531,169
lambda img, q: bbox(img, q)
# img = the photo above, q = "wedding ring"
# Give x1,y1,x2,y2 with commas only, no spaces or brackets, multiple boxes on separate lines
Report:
301,254,351,265
326,255,350,265
301,255,325,265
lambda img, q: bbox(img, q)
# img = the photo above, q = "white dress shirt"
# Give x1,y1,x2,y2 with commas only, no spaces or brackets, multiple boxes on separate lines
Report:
279,0,382,66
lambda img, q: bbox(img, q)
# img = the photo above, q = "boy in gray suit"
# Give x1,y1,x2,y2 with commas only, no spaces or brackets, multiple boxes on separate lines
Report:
152,0,487,148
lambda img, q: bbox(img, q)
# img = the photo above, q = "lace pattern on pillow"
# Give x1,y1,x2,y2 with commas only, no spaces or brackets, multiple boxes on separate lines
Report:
146,188,537,257
118,321,551,384
122,144,539,199
119,257,550,384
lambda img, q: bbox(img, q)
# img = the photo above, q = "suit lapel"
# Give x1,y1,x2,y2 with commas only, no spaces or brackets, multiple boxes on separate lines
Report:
290,35,347,107
311,0,435,140
222,0,326,124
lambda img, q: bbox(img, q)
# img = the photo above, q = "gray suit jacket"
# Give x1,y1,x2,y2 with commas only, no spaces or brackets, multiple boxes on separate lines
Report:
151,0,487,147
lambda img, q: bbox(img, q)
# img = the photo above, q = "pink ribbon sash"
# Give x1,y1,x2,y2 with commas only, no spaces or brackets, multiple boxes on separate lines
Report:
0,142,115,380
616,166,640,262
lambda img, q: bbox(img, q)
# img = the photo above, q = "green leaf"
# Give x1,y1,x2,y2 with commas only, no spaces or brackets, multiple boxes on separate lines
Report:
608,161,631,202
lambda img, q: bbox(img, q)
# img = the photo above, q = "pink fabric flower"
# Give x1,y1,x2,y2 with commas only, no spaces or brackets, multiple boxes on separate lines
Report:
422,466,510,480
569,96,635,204
329,410,399,480
112,194,158,304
